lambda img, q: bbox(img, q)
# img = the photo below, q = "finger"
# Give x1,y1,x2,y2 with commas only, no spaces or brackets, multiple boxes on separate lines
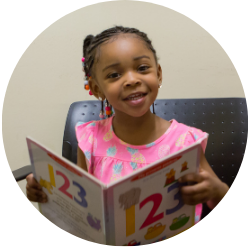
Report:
181,192,209,205
27,193,47,203
38,196,48,203
27,193,39,202
178,173,203,184
26,186,48,202
27,186,47,198
27,193,41,202
180,181,210,198
27,189,47,199
26,190,46,202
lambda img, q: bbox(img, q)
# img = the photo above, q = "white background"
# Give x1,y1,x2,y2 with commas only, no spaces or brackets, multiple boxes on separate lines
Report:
1,0,249,249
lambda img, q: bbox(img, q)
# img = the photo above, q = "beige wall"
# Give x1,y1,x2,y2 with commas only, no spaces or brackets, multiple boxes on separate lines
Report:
2,1,245,210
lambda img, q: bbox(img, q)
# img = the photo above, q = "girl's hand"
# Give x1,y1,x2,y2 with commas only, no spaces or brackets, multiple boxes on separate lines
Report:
178,149,229,210
178,169,228,209
26,173,47,203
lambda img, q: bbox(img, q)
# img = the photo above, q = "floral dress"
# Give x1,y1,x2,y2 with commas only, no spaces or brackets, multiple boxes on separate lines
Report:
76,115,208,223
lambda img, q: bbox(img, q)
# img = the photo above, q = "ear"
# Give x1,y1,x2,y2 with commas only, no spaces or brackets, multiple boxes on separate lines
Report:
157,64,163,84
88,77,105,100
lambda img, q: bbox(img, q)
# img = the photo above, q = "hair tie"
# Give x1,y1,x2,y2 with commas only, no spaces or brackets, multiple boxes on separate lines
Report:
81,57,113,119
82,57,85,67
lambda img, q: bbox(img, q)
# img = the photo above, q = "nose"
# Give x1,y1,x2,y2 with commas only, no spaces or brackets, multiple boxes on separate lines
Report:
124,71,141,87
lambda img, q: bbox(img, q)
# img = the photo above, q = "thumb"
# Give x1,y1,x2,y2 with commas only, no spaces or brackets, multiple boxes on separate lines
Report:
198,168,204,173
26,174,42,190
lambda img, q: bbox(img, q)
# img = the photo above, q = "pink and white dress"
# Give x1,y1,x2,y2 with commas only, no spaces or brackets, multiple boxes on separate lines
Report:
76,116,208,223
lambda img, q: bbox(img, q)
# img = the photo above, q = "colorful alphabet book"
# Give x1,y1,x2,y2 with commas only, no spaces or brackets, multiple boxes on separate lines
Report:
27,135,207,245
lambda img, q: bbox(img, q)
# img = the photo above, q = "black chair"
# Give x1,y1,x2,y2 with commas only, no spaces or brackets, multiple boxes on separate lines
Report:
13,98,248,219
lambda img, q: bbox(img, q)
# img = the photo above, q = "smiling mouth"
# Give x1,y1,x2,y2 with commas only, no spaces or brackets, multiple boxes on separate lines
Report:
124,93,147,101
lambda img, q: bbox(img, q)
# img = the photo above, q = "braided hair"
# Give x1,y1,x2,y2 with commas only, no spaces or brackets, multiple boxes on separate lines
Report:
83,26,158,78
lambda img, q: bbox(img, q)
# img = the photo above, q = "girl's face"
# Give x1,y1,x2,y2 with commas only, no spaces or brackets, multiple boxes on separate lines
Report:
90,35,162,118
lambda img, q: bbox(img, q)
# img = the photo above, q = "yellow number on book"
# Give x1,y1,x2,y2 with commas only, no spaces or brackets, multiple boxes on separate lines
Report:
48,164,56,187
126,205,135,236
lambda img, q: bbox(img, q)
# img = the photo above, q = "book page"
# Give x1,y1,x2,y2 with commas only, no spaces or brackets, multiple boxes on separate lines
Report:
27,138,106,244
111,146,200,245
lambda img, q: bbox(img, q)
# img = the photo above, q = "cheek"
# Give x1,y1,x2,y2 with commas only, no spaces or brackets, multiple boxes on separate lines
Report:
149,79,160,93
144,73,159,85
103,86,118,101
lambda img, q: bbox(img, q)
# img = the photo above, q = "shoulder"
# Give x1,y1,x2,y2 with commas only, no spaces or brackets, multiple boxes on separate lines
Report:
170,119,206,136
170,119,208,151
75,120,97,142
75,117,112,142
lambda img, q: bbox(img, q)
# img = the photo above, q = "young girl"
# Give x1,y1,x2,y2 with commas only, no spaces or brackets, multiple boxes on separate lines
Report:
26,26,229,222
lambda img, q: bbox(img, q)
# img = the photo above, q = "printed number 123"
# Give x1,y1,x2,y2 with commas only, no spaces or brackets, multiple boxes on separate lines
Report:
48,164,88,208
126,182,184,236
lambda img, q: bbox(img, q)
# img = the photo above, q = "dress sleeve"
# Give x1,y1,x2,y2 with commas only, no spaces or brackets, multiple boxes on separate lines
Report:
75,121,97,171
185,127,209,153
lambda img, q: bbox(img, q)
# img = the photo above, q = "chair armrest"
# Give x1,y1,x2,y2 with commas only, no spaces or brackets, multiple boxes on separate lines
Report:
12,165,32,182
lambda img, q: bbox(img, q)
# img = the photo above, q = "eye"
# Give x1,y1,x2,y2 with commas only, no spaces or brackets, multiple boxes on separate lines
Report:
107,72,120,79
138,65,149,72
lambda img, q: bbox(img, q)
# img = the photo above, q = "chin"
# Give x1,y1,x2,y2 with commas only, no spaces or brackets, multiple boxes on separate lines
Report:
127,109,151,118
113,104,152,118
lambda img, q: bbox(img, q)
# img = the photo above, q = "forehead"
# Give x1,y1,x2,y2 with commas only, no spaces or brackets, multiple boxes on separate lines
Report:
96,34,153,63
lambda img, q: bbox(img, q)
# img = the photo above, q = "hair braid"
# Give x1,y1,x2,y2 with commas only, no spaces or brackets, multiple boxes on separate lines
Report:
83,26,158,78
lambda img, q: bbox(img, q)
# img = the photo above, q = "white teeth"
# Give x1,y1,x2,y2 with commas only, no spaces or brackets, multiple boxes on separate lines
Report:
127,94,143,100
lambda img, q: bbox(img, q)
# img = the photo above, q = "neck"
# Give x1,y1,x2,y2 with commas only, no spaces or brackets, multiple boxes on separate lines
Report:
112,109,158,145
113,109,155,130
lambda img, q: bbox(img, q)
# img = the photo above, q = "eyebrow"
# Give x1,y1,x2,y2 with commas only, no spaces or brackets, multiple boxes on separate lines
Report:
102,62,120,72
102,55,150,72
133,55,150,61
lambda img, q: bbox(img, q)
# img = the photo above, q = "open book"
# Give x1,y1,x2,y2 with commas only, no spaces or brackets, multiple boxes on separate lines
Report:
27,135,207,245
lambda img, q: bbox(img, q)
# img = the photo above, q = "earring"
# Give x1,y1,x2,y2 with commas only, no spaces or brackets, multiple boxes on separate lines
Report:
158,83,162,89
82,57,93,94
82,57,111,119
84,76,89,90
105,100,113,118
105,100,112,117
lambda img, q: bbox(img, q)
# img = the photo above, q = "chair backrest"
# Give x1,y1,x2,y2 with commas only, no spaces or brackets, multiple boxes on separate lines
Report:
62,98,248,189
